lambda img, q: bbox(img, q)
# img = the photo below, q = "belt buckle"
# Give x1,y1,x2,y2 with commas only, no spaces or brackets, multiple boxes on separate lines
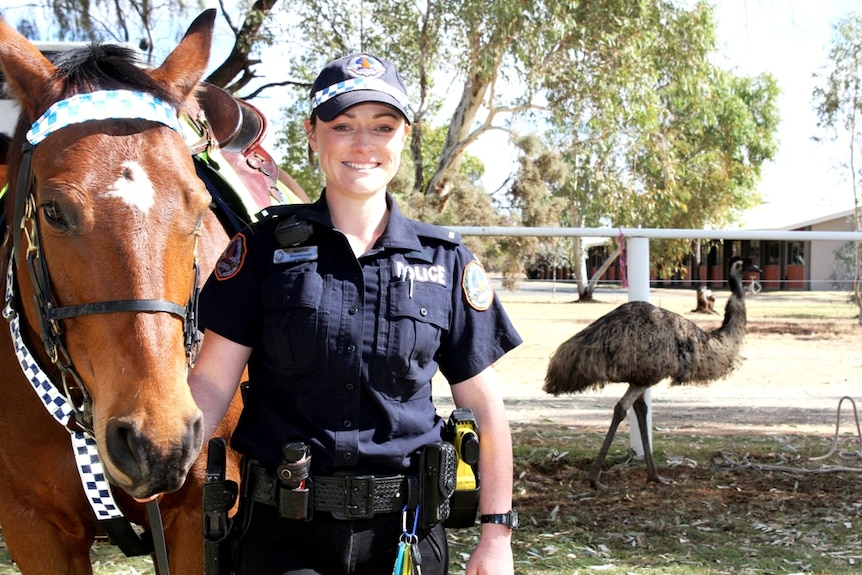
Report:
333,474,376,520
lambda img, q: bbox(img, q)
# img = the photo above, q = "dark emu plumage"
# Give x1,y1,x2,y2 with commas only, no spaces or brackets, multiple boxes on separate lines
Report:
544,256,763,489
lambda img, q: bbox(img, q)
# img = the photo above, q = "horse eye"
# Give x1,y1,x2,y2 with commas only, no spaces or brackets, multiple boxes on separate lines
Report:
41,201,69,229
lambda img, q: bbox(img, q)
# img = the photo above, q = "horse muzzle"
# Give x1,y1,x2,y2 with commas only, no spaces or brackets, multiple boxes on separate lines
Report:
104,411,204,498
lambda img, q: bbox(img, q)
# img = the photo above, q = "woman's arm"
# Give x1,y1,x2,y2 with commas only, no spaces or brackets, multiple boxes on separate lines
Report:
188,329,252,439
450,365,515,575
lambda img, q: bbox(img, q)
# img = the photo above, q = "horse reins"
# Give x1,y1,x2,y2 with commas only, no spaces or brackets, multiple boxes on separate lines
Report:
4,89,207,574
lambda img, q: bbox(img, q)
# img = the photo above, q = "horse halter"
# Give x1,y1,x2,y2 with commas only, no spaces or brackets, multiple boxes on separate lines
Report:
8,90,202,434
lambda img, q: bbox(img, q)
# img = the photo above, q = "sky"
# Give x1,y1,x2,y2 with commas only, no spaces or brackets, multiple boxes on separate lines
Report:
711,1,861,227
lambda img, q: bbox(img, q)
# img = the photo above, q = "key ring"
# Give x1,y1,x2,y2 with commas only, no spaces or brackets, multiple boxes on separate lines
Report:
401,504,420,541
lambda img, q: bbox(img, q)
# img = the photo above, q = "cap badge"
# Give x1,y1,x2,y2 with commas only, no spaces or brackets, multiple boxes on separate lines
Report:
346,55,386,78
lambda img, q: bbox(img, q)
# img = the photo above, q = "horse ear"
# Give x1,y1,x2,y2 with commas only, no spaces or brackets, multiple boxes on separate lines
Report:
0,14,60,120
149,9,216,102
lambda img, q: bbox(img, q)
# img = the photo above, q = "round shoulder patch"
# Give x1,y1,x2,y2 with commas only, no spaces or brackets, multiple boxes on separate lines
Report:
462,260,494,311
215,234,247,281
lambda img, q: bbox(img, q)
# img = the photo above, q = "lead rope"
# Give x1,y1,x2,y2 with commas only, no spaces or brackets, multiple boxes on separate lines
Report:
3,259,169,571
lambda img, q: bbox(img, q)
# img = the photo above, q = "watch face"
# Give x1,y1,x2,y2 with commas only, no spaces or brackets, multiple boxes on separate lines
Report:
508,509,519,529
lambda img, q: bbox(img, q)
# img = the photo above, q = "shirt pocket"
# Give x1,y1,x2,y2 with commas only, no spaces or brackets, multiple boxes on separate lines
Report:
260,271,324,374
386,280,450,385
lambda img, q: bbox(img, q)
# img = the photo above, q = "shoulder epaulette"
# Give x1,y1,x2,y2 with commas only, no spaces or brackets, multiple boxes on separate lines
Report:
409,220,461,245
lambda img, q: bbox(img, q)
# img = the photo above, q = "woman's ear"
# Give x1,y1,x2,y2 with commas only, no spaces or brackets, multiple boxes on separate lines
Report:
304,118,318,152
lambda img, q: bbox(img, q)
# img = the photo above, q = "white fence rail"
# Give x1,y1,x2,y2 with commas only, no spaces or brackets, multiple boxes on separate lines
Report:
449,226,862,242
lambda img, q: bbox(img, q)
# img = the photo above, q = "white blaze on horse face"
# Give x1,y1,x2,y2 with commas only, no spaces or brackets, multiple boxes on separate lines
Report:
107,161,156,213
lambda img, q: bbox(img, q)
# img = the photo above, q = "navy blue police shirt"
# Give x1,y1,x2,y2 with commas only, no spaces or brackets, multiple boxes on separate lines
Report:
199,192,522,475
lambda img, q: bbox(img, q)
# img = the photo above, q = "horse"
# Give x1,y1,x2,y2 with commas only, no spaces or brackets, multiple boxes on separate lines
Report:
0,10,277,573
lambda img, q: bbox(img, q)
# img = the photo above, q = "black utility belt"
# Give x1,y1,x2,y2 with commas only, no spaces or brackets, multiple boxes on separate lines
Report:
243,440,460,529
245,461,418,520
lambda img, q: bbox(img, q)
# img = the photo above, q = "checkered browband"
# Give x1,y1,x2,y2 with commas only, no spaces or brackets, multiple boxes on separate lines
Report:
26,89,183,145
312,77,410,112
3,259,124,520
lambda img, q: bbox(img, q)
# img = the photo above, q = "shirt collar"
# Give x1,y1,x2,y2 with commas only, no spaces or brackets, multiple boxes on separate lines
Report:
376,193,425,253
303,190,425,254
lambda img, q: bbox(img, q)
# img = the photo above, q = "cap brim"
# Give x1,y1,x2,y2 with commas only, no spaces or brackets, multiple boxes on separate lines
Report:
315,91,410,123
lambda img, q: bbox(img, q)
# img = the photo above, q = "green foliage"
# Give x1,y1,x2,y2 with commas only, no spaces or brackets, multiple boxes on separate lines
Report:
16,0,781,287
505,0,780,284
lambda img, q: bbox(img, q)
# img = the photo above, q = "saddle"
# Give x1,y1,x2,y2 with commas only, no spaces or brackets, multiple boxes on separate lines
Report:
197,83,303,210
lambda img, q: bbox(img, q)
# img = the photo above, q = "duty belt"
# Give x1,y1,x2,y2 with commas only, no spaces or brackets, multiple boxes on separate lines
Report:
246,462,418,519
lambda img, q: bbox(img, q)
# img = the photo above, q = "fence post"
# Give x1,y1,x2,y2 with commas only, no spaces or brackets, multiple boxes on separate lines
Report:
626,236,651,458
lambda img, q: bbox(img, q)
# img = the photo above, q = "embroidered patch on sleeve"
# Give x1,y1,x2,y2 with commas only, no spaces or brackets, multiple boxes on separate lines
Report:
462,260,494,311
215,234,247,281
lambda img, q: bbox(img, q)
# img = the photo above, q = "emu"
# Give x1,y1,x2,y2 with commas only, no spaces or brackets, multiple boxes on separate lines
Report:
544,256,762,489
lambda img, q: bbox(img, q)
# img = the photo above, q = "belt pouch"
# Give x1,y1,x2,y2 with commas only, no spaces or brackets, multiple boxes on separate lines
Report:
277,483,310,520
419,441,456,529
277,442,312,520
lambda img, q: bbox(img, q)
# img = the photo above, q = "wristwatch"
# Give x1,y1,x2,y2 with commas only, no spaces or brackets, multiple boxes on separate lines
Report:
479,509,518,530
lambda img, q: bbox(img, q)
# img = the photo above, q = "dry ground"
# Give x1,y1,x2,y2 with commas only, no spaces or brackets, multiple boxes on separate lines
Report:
435,282,862,438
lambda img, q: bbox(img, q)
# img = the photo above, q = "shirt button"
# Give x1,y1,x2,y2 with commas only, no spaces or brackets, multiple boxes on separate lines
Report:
343,420,352,428
346,383,355,391
419,308,428,316
346,344,356,353
343,452,352,460
348,306,358,315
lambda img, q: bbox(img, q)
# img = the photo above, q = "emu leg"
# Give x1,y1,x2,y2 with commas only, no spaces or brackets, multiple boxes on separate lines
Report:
589,385,646,490
632,394,671,485
587,400,628,490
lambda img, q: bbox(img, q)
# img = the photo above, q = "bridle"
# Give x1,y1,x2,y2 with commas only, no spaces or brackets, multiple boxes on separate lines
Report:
2,90,204,569
8,90,202,434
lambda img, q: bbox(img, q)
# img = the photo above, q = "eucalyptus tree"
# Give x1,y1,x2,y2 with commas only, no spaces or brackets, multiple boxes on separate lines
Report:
21,0,781,294
504,1,779,299
812,12,862,319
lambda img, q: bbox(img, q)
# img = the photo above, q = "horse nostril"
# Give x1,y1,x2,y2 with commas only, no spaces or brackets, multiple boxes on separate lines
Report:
188,411,205,458
106,419,146,480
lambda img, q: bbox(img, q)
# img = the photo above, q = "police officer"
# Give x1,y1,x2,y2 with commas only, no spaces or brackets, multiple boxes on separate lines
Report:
189,52,521,575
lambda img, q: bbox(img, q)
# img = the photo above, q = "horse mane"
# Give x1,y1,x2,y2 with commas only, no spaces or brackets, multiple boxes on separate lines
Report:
52,44,183,107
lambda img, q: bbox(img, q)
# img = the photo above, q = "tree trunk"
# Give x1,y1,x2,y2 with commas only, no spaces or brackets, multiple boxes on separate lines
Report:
424,66,491,207
205,0,279,92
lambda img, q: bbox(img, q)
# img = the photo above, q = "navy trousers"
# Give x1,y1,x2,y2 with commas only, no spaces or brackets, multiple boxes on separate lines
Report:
233,501,449,574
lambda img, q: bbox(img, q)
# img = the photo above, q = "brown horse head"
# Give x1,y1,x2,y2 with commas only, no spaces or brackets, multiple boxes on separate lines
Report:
0,11,217,498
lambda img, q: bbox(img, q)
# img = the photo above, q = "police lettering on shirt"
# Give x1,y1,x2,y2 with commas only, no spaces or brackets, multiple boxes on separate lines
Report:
394,261,447,286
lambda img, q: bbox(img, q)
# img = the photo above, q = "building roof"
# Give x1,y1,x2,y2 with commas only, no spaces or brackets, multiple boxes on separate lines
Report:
738,201,855,231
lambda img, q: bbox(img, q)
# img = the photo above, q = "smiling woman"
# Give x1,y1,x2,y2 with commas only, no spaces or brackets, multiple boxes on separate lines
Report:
188,52,523,575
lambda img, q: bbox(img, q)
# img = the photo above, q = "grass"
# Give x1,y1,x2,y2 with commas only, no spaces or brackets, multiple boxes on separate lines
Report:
450,427,862,575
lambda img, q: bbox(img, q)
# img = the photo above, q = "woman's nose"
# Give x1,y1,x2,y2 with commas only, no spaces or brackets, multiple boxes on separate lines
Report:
351,129,374,149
